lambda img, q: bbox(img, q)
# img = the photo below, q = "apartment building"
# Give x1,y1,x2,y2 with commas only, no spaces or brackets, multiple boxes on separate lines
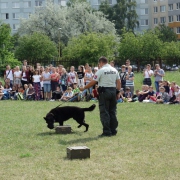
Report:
0,0,66,32
151,0,168,29
168,0,180,39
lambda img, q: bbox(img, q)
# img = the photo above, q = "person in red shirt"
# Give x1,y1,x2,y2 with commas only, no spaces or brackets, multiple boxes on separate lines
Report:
91,84,99,100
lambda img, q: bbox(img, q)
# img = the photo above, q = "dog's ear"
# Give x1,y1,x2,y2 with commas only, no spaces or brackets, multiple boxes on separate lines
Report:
43,117,47,120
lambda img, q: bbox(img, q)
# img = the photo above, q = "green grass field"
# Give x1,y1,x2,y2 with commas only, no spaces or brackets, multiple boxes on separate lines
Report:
0,101,179,180
0,72,180,180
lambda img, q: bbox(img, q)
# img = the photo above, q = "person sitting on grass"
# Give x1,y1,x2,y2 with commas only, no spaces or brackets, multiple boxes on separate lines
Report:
50,86,63,101
26,84,35,100
9,86,17,100
60,87,74,102
23,84,29,100
117,89,125,103
169,85,180,104
156,87,170,104
91,84,99,101
0,81,4,90
169,81,176,97
131,90,140,102
144,86,156,102
138,85,149,102
3,84,12,100
162,80,170,94
69,83,81,102
14,86,24,100
0,88,4,100
124,87,132,102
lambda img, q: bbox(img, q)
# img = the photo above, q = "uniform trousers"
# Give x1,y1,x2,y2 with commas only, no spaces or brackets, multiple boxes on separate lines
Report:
98,87,118,135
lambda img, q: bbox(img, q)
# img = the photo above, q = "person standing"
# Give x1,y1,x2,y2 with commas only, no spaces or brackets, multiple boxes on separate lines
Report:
13,66,21,91
143,64,153,86
68,66,77,88
4,65,14,88
80,56,121,137
154,64,165,92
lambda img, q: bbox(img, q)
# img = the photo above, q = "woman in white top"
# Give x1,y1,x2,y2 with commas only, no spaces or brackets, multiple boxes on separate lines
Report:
84,67,94,94
14,66,21,91
143,64,153,86
33,69,42,100
68,66,77,88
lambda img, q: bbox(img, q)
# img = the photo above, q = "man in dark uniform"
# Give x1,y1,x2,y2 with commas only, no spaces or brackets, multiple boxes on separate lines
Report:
80,56,121,136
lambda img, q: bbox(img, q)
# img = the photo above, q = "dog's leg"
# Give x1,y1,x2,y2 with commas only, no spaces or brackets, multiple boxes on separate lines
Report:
82,122,89,132
77,124,82,128
59,121,63,126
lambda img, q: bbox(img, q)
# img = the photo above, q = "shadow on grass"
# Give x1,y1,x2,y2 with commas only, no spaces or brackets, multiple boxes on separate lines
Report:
37,129,83,136
59,136,99,145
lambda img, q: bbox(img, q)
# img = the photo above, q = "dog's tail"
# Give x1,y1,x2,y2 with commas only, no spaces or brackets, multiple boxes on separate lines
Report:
83,104,96,112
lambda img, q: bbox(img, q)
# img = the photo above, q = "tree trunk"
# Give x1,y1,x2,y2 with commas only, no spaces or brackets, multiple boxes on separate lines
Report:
136,59,140,72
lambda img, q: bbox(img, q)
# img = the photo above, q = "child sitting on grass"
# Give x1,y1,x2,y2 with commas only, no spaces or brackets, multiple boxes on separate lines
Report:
60,87,74,101
50,86,63,101
156,87,170,104
138,85,149,102
26,84,35,100
69,83,81,102
143,86,156,103
117,89,125,103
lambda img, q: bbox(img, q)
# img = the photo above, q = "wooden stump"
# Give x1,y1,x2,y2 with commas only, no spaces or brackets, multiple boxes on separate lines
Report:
67,146,90,159
55,125,71,134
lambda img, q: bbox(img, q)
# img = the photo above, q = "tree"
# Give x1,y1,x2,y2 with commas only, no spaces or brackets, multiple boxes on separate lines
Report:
0,22,20,74
154,24,177,42
99,0,139,35
0,22,13,63
15,32,58,63
118,30,163,70
161,41,180,65
18,0,116,45
63,32,117,65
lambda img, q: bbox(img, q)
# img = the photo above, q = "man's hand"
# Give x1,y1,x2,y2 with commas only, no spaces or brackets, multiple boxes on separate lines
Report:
79,87,84,91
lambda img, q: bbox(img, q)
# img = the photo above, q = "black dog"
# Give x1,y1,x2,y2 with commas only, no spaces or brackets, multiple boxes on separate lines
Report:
44,104,96,132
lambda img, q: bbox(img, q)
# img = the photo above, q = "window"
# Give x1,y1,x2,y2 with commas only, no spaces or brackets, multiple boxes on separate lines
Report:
160,5,166,12
168,4,173,11
24,1,31,8
160,17,166,23
177,27,180,34
1,2,8,8
35,1,42,7
1,13,9,20
154,7,158,13
140,8,148,15
177,15,180,22
23,13,31,19
141,0,148,3
169,16,173,23
154,18,158,25
13,13,20,19
141,19,148,26
177,3,180,10
13,24,19,30
12,2,20,8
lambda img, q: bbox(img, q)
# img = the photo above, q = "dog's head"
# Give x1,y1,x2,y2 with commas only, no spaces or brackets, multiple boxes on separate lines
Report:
44,113,55,129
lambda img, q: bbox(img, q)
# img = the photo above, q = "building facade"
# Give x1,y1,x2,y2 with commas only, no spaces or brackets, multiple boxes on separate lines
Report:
151,0,168,29
0,0,66,33
168,0,180,39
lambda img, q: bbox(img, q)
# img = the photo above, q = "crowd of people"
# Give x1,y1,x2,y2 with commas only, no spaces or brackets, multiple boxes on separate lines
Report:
0,59,179,104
